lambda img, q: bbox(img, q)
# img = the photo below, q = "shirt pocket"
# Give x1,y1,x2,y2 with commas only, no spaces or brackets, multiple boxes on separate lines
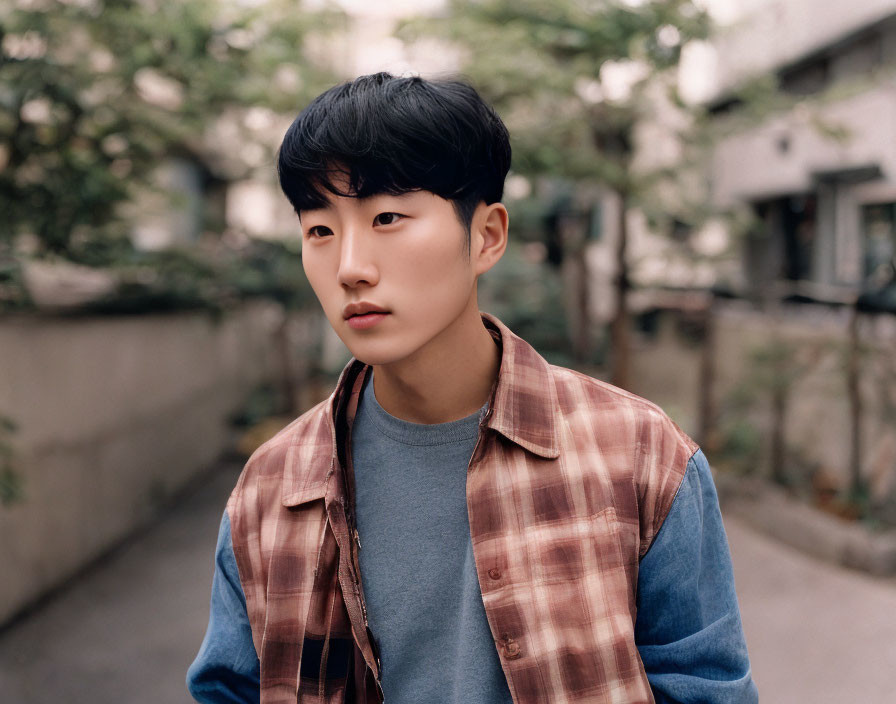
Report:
527,506,627,586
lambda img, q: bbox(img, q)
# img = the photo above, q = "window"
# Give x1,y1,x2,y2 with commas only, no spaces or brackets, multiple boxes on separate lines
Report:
862,203,896,288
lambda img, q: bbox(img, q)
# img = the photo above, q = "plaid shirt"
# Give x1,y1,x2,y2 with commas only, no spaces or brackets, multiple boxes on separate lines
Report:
228,313,697,703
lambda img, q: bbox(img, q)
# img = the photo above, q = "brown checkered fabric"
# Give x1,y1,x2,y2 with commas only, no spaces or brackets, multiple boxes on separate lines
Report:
227,313,697,703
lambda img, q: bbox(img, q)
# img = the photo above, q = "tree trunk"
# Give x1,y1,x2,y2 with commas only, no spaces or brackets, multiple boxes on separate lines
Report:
698,295,718,450
847,306,863,496
573,238,592,365
610,188,630,390
770,383,788,486
274,312,299,416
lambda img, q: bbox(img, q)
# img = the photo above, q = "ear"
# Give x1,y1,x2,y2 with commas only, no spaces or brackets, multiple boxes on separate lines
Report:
471,202,509,276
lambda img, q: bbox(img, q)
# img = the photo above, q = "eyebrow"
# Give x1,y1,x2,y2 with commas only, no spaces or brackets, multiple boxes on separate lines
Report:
300,189,423,216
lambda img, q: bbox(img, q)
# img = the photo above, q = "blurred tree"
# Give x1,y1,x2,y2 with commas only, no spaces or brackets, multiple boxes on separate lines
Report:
401,0,710,387
0,415,22,507
479,240,573,367
0,0,340,258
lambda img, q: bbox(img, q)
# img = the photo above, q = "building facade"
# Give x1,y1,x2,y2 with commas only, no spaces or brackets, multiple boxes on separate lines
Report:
706,0,896,307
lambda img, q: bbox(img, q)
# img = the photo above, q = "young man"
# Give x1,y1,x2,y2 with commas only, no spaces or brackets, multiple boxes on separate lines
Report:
188,72,758,704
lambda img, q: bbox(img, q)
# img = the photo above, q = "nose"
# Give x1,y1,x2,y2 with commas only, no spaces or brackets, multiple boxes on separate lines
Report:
336,227,379,289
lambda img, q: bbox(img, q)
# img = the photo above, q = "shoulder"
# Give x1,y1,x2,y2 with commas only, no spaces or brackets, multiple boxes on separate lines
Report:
227,397,332,516
223,397,335,622
547,364,698,460
545,365,699,556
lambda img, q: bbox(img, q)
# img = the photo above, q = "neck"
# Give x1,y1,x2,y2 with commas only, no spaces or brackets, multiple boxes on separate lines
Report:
371,306,500,425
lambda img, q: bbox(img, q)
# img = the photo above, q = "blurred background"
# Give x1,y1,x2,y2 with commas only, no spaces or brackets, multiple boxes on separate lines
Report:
2,0,896,701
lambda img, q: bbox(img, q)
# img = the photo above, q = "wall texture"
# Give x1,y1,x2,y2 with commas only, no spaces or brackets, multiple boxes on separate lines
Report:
629,301,896,505
0,302,286,625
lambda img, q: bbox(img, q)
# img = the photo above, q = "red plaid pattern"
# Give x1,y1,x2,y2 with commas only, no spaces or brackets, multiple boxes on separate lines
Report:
228,313,697,703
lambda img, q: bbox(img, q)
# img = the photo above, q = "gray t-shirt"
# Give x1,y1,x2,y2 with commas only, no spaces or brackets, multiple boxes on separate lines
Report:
351,372,514,704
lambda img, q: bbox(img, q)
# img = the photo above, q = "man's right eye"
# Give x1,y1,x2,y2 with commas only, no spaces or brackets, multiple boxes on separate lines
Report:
306,225,334,238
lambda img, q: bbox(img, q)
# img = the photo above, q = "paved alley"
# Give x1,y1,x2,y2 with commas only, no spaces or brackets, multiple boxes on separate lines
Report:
726,514,896,702
0,460,242,704
2,458,896,703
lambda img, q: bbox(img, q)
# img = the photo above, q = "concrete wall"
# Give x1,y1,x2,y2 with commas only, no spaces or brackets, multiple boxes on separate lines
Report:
711,303,856,477
629,302,896,502
628,311,704,438
0,302,286,625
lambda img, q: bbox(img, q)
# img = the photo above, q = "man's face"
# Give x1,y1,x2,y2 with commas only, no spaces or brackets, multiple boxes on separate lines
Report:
299,186,480,367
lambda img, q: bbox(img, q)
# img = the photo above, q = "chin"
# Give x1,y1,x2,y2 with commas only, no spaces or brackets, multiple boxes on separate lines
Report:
348,351,401,367
338,339,400,367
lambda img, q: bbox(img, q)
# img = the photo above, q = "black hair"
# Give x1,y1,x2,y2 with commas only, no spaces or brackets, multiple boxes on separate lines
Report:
276,72,511,246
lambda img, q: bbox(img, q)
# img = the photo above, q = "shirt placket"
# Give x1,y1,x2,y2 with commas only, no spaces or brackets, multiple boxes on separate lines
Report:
329,366,384,700
326,496,382,678
466,402,528,700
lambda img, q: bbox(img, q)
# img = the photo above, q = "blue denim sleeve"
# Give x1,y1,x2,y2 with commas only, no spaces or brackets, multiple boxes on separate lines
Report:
635,449,758,703
186,510,261,703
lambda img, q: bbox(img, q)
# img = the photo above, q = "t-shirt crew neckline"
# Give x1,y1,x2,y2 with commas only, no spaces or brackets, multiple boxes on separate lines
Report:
360,371,488,447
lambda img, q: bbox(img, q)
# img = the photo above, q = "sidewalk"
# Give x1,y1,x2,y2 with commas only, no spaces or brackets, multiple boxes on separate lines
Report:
0,459,242,704
725,514,896,702
2,457,896,703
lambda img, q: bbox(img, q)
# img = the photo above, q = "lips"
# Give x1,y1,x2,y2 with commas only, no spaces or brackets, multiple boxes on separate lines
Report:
343,302,389,320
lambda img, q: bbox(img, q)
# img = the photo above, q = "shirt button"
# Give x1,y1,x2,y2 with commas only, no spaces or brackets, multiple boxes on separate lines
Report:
504,640,521,659
488,568,501,580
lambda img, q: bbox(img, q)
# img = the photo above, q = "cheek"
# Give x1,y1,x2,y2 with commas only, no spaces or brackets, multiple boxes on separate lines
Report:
401,259,466,310
302,259,319,296
303,256,337,310
398,230,469,285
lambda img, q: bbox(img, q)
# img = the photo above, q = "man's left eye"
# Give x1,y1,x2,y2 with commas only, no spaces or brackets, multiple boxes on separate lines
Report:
373,212,404,226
